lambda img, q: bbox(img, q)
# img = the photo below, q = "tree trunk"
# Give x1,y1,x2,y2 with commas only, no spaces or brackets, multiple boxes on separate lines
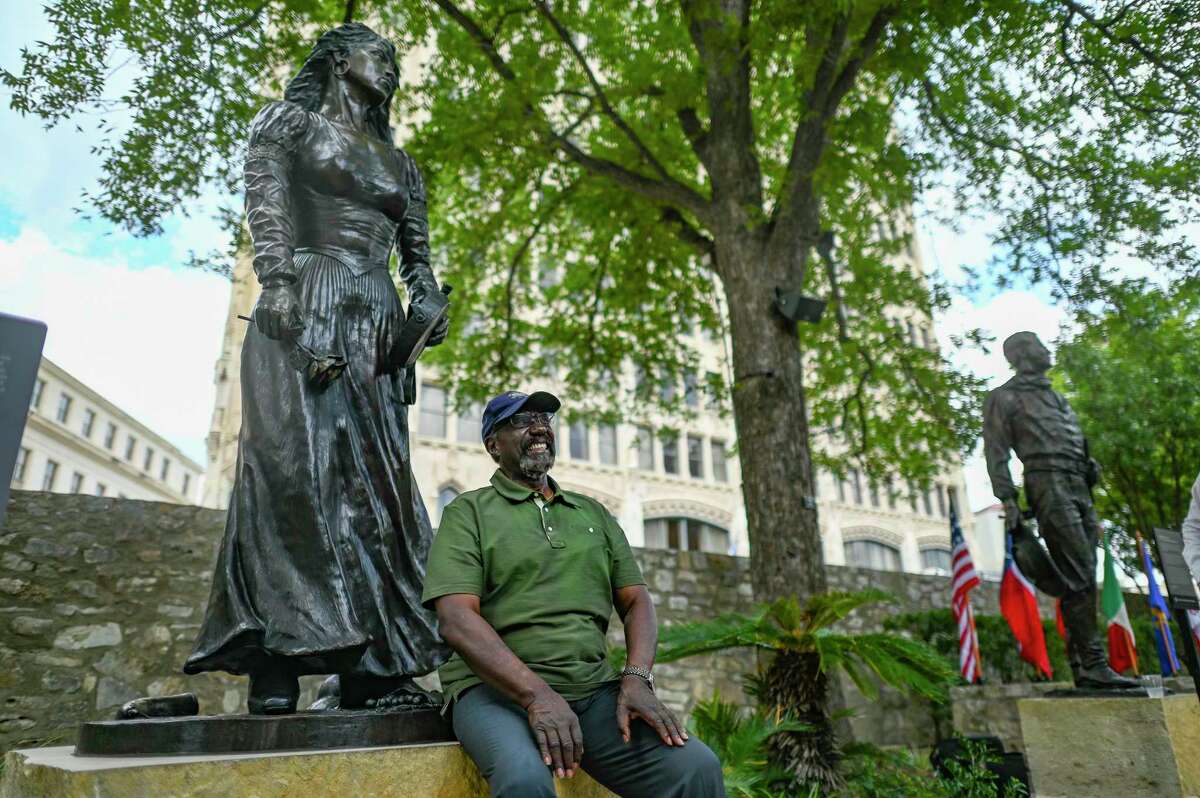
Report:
719,233,827,601
762,650,840,790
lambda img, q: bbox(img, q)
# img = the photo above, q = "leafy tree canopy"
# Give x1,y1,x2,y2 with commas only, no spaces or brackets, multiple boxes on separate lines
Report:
6,0,1199,606
1054,277,1200,574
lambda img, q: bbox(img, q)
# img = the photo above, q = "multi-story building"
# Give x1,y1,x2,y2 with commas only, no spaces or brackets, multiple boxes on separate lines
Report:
203,238,978,575
11,357,203,504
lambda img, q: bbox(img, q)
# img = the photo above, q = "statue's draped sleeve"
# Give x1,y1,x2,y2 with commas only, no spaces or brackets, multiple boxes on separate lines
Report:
244,101,310,288
982,389,1017,500
394,149,439,294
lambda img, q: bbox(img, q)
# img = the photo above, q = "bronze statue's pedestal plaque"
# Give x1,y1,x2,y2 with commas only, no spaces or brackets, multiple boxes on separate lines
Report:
1018,694,1200,798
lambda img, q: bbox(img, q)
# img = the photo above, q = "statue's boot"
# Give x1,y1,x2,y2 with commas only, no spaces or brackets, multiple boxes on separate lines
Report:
248,663,300,715
1062,588,1139,690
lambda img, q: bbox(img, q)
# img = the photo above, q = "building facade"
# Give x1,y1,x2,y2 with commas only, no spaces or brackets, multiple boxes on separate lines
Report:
12,357,203,504
203,248,979,575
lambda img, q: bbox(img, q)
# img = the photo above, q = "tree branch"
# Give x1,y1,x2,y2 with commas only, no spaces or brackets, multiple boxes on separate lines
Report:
661,207,716,256
434,0,711,219
675,106,712,167
534,1,677,183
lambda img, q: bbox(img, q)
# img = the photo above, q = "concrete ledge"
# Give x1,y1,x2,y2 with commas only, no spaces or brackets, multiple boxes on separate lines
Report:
1,742,616,798
1018,694,1200,798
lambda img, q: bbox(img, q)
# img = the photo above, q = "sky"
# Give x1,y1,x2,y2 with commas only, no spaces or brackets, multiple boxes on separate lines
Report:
0,5,1075,510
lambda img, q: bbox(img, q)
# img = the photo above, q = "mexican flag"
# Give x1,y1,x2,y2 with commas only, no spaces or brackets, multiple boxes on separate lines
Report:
1102,532,1138,675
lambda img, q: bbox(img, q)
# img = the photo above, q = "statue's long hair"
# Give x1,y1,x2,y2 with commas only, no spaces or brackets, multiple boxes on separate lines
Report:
284,22,397,143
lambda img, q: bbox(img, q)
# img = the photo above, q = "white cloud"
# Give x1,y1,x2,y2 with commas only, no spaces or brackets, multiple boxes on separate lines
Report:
0,226,230,464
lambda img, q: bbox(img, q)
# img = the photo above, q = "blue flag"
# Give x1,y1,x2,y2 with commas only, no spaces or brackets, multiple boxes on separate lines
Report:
1140,538,1181,676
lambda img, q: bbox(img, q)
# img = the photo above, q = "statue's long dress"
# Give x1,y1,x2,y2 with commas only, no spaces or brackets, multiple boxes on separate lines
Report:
185,101,450,679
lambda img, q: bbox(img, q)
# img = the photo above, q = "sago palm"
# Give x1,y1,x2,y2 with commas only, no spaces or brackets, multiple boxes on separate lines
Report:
656,589,955,791
688,694,809,798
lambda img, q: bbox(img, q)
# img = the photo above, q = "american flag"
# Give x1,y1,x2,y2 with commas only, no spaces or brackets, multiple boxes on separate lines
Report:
951,507,983,683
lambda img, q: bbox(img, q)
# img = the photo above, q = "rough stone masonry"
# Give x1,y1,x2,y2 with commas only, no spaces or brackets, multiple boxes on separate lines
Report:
1,490,1021,753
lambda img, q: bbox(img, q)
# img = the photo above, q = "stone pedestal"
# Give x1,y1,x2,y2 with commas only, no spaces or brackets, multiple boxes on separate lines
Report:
1,743,616,798
1018,694,1200,798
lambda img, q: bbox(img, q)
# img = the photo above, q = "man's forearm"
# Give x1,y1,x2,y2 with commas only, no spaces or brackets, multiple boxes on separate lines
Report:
621,591,658,671
440,605,553,706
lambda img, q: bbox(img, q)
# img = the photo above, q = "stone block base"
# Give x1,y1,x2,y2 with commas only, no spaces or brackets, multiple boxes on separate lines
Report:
1,743,616,798
1018,694,1200,798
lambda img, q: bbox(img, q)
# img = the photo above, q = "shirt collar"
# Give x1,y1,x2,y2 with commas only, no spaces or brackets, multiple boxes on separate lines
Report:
490,469,579,507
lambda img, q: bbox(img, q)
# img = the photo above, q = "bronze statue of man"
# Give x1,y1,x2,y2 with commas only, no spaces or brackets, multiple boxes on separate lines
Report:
184,23,450,713
983,331,1136,689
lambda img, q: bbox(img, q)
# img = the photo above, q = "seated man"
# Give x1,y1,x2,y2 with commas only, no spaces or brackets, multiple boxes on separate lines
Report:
422,390,724,798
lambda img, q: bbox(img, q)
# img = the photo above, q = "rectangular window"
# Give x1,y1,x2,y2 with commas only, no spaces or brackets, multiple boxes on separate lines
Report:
181,473,191,497
42,460,59,491
869,480,880,508
887,478,898,510
70,471,84,493
95,483,107,497
948,486,960,516
569,422,590,461
418,383,447,438
837,474,847,503
124,436,137,461
687,524,702,551
636,426,654,470
658,375,676,404
711,440,728,482
687,435,703,479
160,458,171,481
13,447,29,484
81,408,96,438
920,326,932,349
598,425,618,465
143,446,155,472
55,392,72,423
906,321,917,346
667,518,682,549
683,370,699,408
907,481,918,513
922,488,934,516
456,402,483,443
936,484,947,517
661,433,679,475
850,468,863,504
103,422,117,449
30,378,45,410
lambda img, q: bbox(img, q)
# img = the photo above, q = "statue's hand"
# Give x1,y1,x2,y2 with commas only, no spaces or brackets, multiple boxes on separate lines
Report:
254,284,304,341
1086,457,1102,488
411,278,449,347
1003,496,1022,532
427,306,450,347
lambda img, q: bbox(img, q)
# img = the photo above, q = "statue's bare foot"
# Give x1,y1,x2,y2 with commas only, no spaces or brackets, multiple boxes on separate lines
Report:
366,681,443,711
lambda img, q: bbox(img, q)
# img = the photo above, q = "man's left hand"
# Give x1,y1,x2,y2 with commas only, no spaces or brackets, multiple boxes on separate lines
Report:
615,676,688,747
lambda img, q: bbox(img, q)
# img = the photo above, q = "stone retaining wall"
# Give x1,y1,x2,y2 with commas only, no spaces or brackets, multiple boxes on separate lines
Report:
0,491,1041,752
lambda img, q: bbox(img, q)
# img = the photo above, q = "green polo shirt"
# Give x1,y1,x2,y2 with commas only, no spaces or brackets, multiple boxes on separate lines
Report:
421,469,645,704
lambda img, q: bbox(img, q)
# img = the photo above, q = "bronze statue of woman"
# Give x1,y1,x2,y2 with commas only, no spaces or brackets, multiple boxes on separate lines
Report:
185,23,451,714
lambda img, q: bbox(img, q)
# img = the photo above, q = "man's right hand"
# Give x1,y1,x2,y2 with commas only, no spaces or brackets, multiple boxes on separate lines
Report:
523,686,584,779
253,284,304,340
1003,496,1022,531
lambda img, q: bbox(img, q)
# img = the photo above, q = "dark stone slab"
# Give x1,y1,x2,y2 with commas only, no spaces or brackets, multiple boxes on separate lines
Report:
1044,687,1166,698
74,707,454,756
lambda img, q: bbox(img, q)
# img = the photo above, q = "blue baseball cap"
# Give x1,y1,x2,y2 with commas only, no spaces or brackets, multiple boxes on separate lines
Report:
480,390,561,442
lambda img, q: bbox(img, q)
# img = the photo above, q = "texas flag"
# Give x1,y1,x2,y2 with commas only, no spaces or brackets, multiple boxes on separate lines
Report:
1000,535,1053,679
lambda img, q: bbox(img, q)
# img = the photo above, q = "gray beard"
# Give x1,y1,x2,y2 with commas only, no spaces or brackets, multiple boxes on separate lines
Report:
519,451,554,481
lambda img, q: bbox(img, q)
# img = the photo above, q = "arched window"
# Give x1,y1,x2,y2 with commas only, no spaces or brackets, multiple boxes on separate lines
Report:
844,539,901,572
920,548,953,574
643,517,730,555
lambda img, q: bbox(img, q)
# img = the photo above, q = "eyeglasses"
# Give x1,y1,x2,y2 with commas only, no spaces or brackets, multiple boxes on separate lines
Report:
505,412,555,430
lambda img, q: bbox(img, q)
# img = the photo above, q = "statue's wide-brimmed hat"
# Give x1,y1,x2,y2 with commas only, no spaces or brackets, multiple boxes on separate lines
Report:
1011,519,1068,598
481,390,561,442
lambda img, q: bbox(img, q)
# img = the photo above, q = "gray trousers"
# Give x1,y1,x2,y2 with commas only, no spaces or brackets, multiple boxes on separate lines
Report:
452,682,725,798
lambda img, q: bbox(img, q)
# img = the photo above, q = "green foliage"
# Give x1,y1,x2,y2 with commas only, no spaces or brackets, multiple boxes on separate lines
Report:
9,2,1198,489
688,695,810,798
837,742,1027,798
655,590,956,703
884,608,1071,685
1053,278,1200,572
